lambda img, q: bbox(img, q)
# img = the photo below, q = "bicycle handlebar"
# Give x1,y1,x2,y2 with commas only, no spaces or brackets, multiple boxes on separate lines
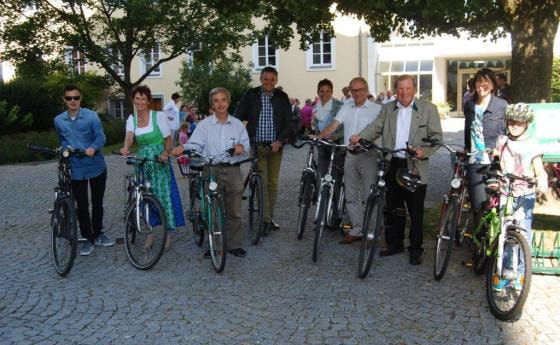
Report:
27,143,85,157
358,138,416,157
290,136,348,149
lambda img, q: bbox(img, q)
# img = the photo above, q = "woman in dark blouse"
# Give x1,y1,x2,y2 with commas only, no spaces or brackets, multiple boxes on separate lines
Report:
464,68,508,223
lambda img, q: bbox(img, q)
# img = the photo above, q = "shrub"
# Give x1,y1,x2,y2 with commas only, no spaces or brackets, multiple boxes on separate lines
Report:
0,130,59,164
0,71,112,135
102,117,126,145
0,118,124,165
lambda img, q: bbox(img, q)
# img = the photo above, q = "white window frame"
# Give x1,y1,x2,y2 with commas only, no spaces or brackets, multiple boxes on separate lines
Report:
108,47,124,77
110,98,126,119
377,59,433,97
251,35,279,71
140,44,162,78
306,31,335,71
64,47,87,74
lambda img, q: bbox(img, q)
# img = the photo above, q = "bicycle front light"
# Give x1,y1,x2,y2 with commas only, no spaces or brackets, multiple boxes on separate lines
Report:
451,178,461,189
209,181,218,191
324,174,333,183
378,179,386,188
145,181,151,189
63,150,70,158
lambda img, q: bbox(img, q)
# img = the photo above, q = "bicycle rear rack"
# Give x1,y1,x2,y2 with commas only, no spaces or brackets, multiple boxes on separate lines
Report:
532,231,560,275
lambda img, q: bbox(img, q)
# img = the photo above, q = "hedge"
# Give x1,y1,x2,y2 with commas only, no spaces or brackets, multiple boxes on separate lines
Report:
0,118,125,165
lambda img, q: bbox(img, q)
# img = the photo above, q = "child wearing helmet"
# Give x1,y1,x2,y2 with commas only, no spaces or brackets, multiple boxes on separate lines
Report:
492,103,548,290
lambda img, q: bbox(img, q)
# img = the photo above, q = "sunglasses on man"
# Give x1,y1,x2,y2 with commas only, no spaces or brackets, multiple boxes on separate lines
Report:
64,96,81,101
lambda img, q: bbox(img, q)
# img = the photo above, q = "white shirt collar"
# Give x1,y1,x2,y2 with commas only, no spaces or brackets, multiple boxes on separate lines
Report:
211,114,232,124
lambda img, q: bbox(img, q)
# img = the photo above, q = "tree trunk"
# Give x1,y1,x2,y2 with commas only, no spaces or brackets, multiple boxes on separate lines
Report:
510,0,559,103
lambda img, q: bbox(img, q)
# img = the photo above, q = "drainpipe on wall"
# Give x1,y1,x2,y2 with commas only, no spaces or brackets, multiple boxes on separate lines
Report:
358,26,362,77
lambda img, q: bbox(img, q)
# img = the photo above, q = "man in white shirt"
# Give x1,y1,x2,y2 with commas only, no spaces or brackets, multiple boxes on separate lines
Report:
163,92,181,144
316,77,381,244
351,75,443,265
382,90,395,104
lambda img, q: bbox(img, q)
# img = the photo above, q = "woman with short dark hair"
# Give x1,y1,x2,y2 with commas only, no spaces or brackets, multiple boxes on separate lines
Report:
464,68,508,224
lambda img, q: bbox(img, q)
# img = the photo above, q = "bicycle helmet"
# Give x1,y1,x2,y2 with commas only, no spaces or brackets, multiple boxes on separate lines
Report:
395,168,422,192
504,103,535,124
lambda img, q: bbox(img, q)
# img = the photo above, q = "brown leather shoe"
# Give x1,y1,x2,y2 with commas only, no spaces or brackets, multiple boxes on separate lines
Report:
339,234,362,244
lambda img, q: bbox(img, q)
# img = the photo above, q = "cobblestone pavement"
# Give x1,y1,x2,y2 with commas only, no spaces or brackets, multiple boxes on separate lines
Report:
1,119,559,345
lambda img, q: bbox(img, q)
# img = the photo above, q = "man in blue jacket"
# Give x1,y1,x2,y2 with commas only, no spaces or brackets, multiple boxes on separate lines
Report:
54,85,113,256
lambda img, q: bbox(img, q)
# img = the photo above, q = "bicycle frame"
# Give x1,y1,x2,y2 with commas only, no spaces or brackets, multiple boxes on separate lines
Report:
472,173,528,278
315,140,346,222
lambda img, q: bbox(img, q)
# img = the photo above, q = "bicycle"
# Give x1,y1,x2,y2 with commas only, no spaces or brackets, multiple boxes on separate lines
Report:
301,138,348,262
119,154,168,270
424,139,473,281
291,137,319,240
241,144,265,242
356,139,416,279
182,148,237,273
27,144,83,276
471,166,534,321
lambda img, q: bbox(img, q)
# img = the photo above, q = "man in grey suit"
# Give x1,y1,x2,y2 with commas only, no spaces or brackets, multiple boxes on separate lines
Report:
350,74,443,265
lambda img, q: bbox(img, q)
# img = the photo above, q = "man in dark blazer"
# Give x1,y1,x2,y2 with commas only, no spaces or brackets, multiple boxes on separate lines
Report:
234,66,293,233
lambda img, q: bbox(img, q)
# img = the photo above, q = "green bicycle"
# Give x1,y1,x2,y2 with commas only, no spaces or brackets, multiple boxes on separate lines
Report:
470,166,533,321
183,148,239,273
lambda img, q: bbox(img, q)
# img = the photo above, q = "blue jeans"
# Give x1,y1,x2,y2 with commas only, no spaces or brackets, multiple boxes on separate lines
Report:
502,194,535,274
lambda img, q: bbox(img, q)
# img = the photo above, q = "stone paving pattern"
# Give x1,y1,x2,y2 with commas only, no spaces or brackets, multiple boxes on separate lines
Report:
1,119,559,345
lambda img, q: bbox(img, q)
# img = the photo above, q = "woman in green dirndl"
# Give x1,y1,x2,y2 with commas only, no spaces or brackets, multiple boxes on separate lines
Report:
120,85,185,250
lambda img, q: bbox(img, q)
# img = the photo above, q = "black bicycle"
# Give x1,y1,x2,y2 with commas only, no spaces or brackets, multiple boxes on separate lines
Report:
27,144,83,276
241,144,265,244
356,139,416,279
291,137,319,240
119,155,168,270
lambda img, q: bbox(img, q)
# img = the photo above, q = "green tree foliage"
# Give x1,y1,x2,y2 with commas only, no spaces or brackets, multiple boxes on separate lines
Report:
334,0,560,103
178,56,252,115
0,0,333,113
552,59,560,103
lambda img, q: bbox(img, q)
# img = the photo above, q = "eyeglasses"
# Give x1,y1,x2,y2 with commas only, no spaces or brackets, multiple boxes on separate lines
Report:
64,96,81,101
350,88,367,94
507,120,527,127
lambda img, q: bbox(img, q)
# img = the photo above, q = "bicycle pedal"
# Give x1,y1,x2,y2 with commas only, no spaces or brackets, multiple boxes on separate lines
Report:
463,232,472,239
48,208,54,214
462,259,473,267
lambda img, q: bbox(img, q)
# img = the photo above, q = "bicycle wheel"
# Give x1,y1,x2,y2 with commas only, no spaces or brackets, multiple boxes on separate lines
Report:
296,172,314,240
434,197,458,281
248,174,264,245
312,187,330,262
357,194,383,279
51,196,78,276
123,194,168,270
208,196,226,273
485,229,532,321
189,179,204,246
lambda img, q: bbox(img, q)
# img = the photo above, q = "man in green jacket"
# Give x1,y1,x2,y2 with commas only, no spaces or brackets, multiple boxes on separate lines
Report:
350,74,442,265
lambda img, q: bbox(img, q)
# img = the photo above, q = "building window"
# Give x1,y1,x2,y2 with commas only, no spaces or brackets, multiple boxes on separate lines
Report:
252,36,277,70
377,59,433,99
150,94,164,111
141,45,161,77
108,47,124,77
306,31,335,70
110,98,126,119
65,48,87,74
